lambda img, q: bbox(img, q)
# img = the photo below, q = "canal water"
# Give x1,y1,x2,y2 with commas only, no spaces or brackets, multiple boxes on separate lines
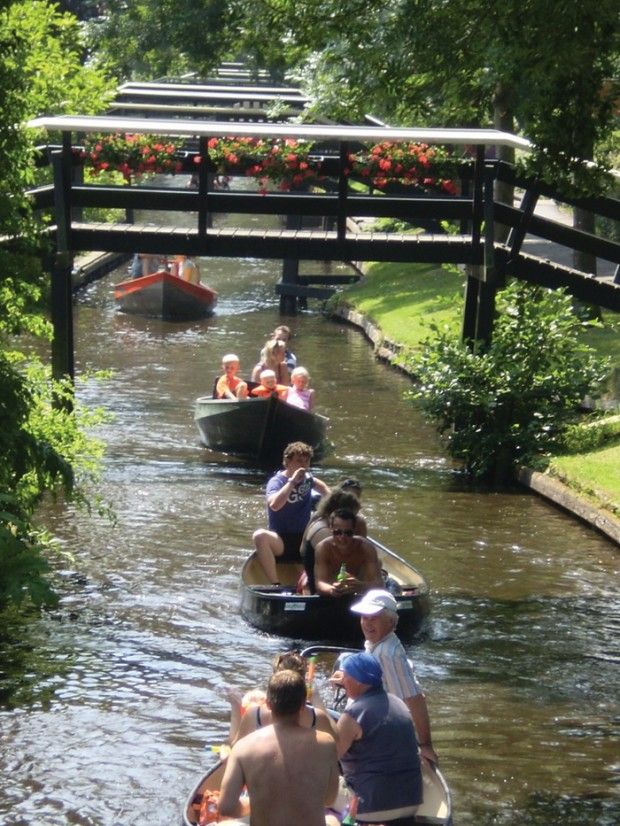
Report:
1,241,618,824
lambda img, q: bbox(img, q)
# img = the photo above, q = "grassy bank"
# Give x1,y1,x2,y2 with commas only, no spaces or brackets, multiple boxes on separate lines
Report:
329,261,620,513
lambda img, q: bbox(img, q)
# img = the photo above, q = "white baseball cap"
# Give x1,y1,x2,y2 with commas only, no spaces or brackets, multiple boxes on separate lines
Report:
350,589,398,615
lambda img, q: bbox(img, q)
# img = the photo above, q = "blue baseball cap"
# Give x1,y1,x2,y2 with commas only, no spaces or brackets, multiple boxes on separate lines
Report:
341,652,383,688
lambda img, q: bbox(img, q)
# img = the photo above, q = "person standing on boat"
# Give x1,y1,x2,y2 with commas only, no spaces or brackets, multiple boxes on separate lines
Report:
335,652,422,825
252,441,329,585
218,669,340,826
313,510,382,598
215,354,249,400
350,589,438,767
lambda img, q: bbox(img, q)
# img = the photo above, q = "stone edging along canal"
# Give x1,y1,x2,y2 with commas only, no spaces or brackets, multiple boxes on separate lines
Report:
329,303,620,548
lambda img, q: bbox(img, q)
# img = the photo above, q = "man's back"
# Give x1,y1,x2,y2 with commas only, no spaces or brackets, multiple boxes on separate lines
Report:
221,722,338,826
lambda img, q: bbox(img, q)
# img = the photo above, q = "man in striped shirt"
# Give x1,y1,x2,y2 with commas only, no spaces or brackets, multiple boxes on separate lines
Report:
351,589,438,766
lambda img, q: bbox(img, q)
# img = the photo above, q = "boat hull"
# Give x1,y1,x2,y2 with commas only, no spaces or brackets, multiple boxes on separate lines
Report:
114,271,218,320
240,543,430,643
194,395,328,465
182,757,452,826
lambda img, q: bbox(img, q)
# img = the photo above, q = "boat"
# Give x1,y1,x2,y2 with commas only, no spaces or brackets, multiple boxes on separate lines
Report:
114,270,218,320
193,394,329,466
239,538,431,642
182,730,451,826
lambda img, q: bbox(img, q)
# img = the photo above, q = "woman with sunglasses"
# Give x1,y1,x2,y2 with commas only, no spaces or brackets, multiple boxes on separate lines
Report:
313,509,382,598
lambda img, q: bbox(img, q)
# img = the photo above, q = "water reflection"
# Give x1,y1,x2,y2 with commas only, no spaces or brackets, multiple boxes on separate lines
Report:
0,252,618,824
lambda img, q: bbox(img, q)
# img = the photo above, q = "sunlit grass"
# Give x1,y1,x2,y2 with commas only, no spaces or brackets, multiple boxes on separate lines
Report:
550,445,620,514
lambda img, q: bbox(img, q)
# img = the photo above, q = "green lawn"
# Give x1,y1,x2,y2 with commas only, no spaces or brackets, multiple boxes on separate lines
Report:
550,445,620,516
330,261,620,511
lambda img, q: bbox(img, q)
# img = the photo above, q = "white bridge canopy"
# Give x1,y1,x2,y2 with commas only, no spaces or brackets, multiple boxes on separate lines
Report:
27,114,532,150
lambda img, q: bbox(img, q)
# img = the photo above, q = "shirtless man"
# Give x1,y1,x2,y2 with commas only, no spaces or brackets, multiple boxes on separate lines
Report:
218,669,339,826
313,509,383,598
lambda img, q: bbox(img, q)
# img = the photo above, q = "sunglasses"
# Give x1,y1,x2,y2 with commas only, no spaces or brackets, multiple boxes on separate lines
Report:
332,529,354,537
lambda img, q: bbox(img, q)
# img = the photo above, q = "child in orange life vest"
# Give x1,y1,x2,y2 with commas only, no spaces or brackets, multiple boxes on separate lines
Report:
287,366,315,411
215,354,249,400
250,369,288,400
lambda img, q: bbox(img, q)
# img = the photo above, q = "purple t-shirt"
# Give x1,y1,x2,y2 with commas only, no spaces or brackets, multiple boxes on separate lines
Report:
266,470,314,535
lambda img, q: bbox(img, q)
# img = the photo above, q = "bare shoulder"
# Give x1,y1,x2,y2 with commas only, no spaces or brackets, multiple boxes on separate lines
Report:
316,728,338,751
362,537,379,555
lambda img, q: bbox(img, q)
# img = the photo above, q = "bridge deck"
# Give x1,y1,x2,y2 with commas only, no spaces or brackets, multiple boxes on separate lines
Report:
70,222,478,264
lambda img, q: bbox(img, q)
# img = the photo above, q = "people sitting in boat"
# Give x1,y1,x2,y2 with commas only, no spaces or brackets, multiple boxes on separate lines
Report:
286,366,315,411
130,253,163,278
272,324,297,372
252,441,330,585
350,589,438,766
251,338,290,386
331,652,423,825
230,651,336,744
250,369,289,400
298,489,367,595
215,354,249,400
219,669,340,826
336,477,363,499
172,254,201,284
313,509,382,598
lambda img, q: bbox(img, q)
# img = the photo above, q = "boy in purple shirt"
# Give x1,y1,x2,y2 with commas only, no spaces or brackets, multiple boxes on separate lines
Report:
252,442,329,584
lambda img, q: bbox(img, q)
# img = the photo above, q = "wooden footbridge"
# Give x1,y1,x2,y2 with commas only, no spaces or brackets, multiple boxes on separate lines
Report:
27,75,620,381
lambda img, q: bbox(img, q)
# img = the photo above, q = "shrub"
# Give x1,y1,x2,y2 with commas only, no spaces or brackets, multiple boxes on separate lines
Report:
405,282,609,481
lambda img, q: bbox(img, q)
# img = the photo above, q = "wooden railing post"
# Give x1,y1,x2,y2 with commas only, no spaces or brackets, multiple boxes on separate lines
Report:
198,137,211,234
337,142,350,242
50,137,75,395
474,162,499,347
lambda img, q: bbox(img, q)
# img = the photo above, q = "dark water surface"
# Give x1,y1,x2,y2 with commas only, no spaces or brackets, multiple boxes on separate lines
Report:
1,246,618,825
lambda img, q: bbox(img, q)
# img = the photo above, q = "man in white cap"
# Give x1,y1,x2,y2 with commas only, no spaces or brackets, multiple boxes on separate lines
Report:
350,589,438,765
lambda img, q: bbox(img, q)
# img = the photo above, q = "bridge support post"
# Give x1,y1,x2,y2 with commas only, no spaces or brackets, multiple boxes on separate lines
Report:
50,137,75,401
462,163,497,348
50,251,75,390
475,163,498,347
279,213,302,314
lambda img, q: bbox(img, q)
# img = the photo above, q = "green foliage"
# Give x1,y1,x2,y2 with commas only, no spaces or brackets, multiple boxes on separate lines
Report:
561,415,620,455
405,282,609,480
0,496,58,610
0,353,110,609
0,1,115,613
4,0,115,122
94,0,241,79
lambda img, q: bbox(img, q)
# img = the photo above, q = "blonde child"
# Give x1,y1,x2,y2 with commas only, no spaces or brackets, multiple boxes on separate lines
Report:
215,354,249,400
250,369,288,400
286,366,314,411
251,339,290,385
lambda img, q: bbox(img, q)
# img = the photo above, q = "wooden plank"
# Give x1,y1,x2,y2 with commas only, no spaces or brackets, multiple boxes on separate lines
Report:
275,283,335,299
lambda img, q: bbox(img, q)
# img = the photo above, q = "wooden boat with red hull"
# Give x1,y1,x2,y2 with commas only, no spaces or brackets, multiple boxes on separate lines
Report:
114,270,218,320
240,539,430,642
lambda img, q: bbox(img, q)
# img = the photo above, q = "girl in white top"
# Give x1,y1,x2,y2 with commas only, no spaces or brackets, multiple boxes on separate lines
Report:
286,366,314,411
